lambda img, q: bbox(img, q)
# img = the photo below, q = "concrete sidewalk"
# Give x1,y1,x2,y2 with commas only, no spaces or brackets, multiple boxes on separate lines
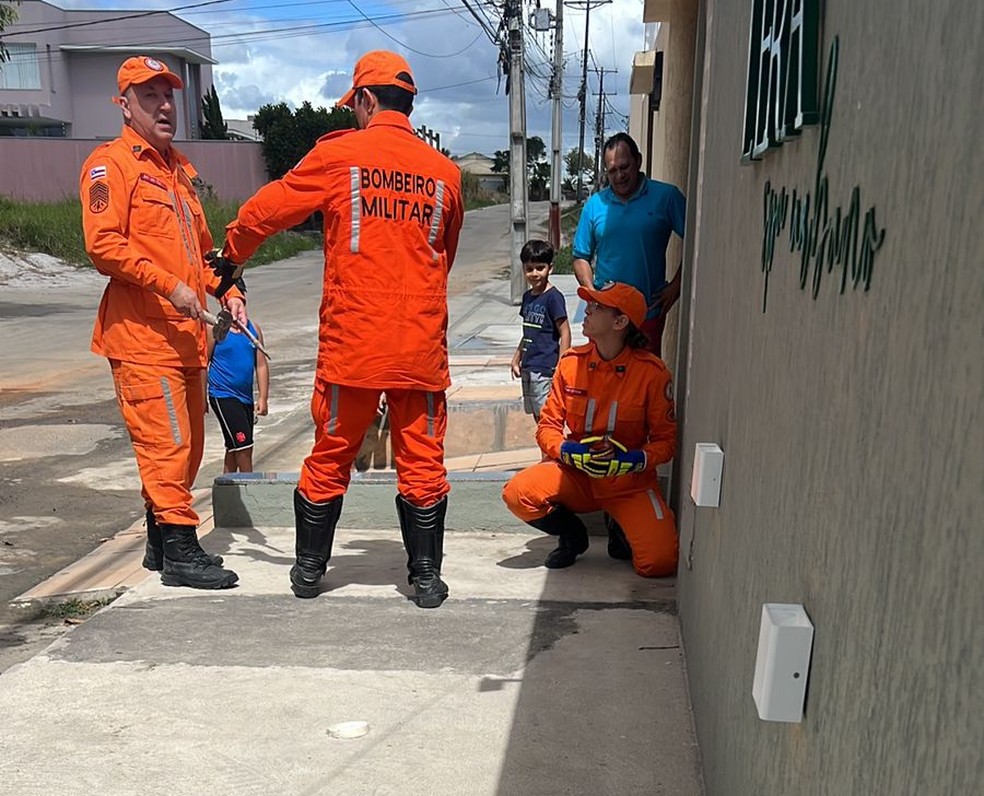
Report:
2,274,703,795
0,520,701,796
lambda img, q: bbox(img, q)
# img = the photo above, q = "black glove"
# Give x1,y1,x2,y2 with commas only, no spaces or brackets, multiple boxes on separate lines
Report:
206,248,246,299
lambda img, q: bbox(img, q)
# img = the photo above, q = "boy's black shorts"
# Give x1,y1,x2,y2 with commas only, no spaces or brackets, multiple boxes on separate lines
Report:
209,396,255,451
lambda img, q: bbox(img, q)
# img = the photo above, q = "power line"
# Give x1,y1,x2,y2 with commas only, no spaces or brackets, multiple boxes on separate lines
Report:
345,0,484,57
458,0,499,44
8,6,479,67
6,0,236,37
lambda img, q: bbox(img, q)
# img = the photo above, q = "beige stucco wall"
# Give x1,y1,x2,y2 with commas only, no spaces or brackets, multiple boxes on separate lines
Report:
676,0,984,793
628,8,697,380
0,138,267,202
649,11,696,378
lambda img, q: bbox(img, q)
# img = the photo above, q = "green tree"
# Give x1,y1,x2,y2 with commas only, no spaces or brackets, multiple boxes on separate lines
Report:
200,85,228,140
0,1,18,60
529,161,551,201
493,137,548,197
564,147,593,187
526,136,546,168
491,149,509,175
526,136,549,200
252,101,355,180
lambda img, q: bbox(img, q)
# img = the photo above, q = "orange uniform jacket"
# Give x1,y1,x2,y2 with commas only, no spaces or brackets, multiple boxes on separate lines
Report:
223,111,464,391
537,342,677,493
80,125,242,367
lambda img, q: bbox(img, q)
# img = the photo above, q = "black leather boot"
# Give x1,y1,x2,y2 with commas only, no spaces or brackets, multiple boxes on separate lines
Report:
604,513,633,561
290,489,343,598
396,495,448,609
143,509,223,571
160,525,238,589
529,506,589,569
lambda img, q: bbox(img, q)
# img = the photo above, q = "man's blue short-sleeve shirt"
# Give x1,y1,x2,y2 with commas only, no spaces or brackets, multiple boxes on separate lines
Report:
572,176,686,319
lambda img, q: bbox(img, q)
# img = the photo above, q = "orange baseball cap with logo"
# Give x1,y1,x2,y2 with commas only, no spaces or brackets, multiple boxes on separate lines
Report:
577,282,648,329
337,50,417,108
117,56,183,94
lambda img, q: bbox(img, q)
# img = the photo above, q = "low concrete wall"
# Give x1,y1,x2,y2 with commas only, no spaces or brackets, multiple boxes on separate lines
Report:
0,138,266,202
213,470,637,538
213,471,528,531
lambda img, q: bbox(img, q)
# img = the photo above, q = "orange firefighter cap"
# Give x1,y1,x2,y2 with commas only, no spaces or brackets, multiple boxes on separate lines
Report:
117,56,183,94
577,282,648,329
337,50,417,108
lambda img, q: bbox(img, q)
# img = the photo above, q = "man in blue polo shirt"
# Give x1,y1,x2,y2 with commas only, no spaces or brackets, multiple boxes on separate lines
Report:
572,132,686,357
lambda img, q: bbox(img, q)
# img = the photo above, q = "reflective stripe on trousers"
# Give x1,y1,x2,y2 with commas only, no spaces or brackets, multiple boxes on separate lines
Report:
300,382,449,507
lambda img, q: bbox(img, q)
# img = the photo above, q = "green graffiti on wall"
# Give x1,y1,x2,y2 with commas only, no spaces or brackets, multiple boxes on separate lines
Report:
742,0,820,162
759,37,886,313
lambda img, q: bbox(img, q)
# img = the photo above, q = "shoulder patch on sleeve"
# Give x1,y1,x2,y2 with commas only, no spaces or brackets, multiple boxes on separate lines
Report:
88,182,110,213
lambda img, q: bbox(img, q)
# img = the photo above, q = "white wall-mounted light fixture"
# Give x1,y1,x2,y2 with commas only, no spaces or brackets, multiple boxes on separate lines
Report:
690,442,724,507
752,603,815,722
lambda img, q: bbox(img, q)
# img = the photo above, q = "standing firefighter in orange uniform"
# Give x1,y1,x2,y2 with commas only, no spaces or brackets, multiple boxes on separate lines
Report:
218,50,464,608
80,56,244,590
502,282,679,577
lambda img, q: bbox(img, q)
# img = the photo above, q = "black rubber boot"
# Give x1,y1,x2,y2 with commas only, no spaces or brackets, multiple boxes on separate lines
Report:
160,525,238,589
143,509,223,571
290,489,343,598
396,495,449,609
529,506,590,569
604,513,633,561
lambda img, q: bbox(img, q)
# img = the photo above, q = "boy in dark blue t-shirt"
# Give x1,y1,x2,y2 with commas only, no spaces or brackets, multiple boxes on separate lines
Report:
510,240,571,421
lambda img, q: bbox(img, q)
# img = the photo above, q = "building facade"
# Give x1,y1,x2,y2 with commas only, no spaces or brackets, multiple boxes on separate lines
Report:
452,151,508,193
0,0,214,139
630,0,983,793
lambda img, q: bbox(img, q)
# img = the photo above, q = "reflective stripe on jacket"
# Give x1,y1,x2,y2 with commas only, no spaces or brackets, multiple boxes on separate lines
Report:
223,111,464,390
80,125,241,367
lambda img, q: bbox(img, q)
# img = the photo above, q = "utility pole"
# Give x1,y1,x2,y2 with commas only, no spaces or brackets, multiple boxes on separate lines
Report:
569,0,611,202
531,2,562,248
548,0,563,249
590,66,615,188
506,0,529,305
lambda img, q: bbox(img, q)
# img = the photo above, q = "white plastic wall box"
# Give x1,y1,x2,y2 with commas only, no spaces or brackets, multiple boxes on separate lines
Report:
690,442,724,507
752,603,815,722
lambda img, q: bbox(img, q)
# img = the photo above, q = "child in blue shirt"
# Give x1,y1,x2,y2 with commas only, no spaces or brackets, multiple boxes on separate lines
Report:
207,319,269,473
510,240,571,421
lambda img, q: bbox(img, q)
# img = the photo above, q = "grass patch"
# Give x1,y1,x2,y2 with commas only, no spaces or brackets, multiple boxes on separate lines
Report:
0,197,86,264
465,195,503,212
199,198,321,266
0,196,321,268
41,597,112,620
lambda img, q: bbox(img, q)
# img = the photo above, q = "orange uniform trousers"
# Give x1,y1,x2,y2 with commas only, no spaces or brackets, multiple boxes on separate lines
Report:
502,462,678,577
299,380,449,508
110,360,205,526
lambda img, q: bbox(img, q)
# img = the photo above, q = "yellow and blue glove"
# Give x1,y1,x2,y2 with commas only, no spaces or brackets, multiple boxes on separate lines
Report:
560,437,647,478
603,438,647,477
559,440,596,474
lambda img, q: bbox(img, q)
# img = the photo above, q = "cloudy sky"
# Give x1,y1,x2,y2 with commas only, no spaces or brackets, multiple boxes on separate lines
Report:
59,0,651,156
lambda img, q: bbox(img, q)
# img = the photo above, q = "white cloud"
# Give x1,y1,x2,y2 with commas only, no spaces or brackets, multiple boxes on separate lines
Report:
57,0,647,155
